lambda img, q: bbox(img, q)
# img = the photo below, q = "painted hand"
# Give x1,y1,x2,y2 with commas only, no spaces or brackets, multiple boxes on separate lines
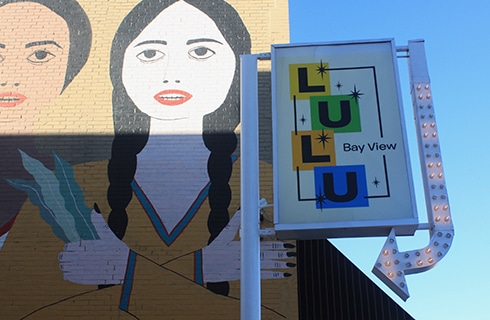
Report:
202,210,295,283
58,209,130,285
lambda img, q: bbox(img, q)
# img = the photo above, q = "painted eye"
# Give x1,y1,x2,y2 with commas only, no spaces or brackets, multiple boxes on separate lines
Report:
136,49,165,63
188,46,216,60
26,50,55,64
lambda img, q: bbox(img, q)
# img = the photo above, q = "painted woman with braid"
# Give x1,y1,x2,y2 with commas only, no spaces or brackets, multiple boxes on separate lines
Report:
107,0,247,297
55,0,296,318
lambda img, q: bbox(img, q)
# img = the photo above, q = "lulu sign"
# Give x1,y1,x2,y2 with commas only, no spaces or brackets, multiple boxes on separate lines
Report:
272,39,418,239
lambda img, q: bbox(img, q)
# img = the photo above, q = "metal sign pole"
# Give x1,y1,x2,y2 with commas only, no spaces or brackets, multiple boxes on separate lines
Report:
240,54,261,320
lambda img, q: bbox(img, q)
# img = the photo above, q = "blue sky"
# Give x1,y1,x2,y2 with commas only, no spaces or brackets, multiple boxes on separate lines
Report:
288,1,489,319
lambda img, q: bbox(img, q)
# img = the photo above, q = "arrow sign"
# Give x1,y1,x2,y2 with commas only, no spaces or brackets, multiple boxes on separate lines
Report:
373,226,453,301
372,40,454,300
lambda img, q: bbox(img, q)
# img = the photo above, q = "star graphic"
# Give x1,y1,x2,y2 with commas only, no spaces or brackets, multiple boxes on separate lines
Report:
315,128,332,150
372,177,381,188
316,60,328,80
300,114,307,125
349,85,364,101
315,188,327,210
335,81,343,91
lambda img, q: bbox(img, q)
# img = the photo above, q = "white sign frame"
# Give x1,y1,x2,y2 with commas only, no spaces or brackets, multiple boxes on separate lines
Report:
271,39,418,239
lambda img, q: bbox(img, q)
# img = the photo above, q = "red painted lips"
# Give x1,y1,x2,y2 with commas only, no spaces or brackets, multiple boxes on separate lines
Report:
0,92,27,108
153,89,192,106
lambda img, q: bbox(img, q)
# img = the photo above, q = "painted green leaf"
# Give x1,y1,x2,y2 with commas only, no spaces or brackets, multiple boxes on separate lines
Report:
53,152,99,240
17,150,80,242
6,178,70,243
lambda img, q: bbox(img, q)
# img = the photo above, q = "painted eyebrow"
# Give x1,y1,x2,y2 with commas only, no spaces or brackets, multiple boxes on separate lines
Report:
25,40,62,49
186,38,223,45
135,40,168,47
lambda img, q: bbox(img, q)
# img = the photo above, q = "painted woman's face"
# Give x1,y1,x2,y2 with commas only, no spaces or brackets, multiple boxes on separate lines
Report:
0,2,70,131
122,1,236,125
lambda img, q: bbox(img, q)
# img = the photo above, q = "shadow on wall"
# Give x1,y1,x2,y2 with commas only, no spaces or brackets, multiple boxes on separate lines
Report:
0,134,112,231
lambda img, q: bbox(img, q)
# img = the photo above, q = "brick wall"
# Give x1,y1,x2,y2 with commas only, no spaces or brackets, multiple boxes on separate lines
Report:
0,1,295,319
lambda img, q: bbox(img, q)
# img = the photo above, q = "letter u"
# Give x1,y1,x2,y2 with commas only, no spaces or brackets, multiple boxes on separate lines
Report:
323,171,358,202
318,100,352,128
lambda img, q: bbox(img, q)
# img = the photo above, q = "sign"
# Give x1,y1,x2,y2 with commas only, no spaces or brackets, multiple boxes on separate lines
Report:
272,39,418,239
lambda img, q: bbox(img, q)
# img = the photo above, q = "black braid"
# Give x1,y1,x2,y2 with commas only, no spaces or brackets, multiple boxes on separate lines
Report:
203,132,236,296
107,132,148,239
204,132,237,243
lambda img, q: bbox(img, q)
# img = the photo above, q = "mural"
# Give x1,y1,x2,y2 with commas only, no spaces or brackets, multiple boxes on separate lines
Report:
0,0,297,318
0,0,91,247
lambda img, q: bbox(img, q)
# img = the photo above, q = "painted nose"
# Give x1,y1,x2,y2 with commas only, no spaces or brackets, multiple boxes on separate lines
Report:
163,79,181,84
